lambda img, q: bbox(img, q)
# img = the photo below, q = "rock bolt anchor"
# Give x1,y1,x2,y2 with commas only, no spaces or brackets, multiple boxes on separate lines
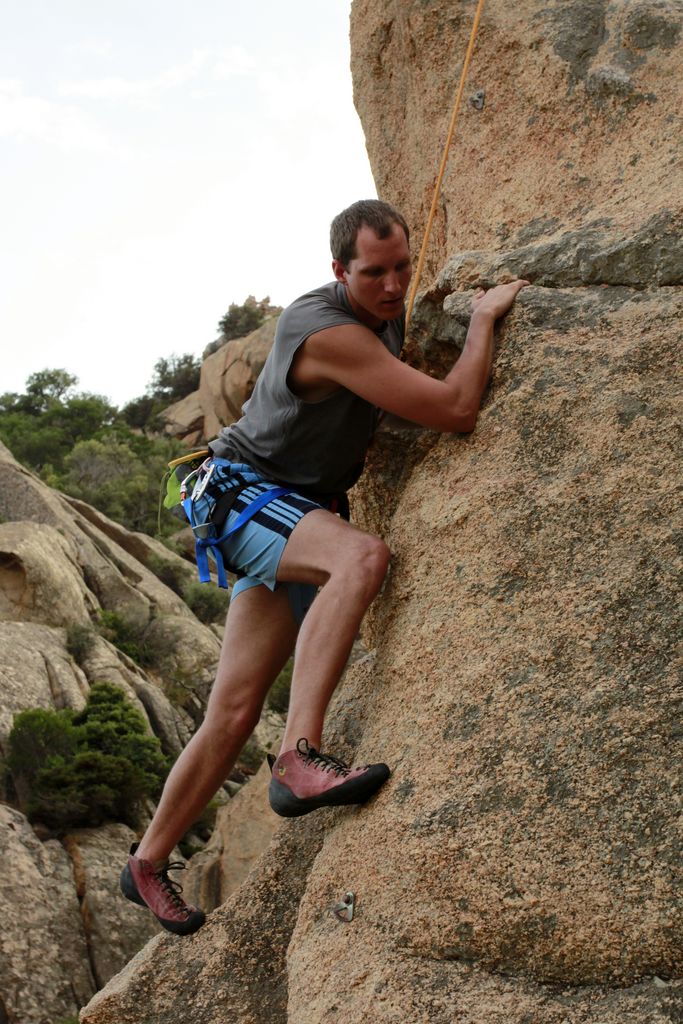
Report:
331,891,355,923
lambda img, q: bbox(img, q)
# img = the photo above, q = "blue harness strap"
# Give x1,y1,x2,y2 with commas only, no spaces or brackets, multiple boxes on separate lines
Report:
184,485,291,589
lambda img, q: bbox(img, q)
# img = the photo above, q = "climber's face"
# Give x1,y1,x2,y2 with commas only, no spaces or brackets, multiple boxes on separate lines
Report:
333,222,412,329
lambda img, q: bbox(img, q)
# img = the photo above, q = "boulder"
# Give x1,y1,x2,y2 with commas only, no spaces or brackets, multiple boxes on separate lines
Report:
158,317,278,443
160,390,204,441
0,804,96,1024
198,317,277,439
183,758,280,913
0,621,89,748
62,824,161,989
0,520,96,627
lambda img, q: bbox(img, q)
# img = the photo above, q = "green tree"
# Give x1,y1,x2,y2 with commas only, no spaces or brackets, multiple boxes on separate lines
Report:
6,708,78,806
7,682,170,831
204,295,281,357
24,369,78,412
121,393,165,432
58,433,181,535
148,354,201,404
0,372,117,475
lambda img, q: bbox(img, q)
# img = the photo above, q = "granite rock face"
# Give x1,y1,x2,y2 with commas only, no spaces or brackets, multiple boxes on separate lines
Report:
81,1,682,1021
0,442,222,1021
184,757,281,913
0,809,162,1024
0,804,96,1024
350,0,683,279
0,443,222,719
62,824,161,989
161,317,277,443
80,818,326,1024
79,271,683,1023
0,621,90,749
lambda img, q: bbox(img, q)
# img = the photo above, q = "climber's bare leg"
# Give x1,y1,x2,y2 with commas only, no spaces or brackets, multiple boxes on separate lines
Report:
135,584,297,864
276,508,390,752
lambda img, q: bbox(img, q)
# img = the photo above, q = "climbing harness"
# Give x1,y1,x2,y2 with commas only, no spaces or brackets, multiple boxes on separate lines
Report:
161,452,291,588
160,451,350,590
157,449,210,534
180,459,292,589
404,0,486,334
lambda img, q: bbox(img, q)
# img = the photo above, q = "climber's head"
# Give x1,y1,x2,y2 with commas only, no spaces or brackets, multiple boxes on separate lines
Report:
331,200,412,328
330,199,409,267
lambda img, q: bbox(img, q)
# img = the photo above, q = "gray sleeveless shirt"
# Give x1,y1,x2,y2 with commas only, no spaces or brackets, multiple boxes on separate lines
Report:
209,281,405,497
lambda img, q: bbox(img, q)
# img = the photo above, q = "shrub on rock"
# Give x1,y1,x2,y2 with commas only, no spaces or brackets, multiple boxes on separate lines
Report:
7,681,170,831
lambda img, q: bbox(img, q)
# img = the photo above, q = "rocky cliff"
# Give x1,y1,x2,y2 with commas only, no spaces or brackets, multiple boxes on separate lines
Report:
81,2,681,1022
0,443,222,1024
161,317,278,444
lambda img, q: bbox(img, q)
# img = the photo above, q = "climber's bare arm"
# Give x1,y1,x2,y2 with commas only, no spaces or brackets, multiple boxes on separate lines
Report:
289,279,529,433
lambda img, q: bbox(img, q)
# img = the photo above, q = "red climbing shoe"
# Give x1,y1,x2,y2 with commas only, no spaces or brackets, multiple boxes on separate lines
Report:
119,844,205,935
268,738,390,818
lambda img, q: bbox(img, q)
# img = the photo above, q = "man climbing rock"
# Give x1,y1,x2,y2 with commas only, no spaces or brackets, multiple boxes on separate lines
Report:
120,199,528,934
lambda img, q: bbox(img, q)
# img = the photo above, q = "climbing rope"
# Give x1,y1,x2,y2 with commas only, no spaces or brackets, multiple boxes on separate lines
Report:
405,0,487,335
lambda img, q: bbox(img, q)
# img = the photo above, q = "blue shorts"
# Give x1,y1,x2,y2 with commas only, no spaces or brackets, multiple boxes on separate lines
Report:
213,462,322,626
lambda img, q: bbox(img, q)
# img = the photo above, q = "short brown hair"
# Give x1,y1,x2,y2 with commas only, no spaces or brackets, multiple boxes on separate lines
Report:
330,199,410,266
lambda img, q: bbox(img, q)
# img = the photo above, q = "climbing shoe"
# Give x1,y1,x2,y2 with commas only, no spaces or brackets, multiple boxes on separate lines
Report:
119,843,205,936
268,738,390,818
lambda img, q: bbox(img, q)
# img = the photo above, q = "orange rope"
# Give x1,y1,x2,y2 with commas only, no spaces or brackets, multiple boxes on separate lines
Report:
405,0,486,334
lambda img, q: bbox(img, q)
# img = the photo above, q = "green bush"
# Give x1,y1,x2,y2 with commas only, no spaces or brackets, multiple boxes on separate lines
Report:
7,682,170,831
146,552,191,597
97,610,156,667
0,369,185,536
267,659,293,714
203,296,282,357
66,623,96,665
183,581,231,624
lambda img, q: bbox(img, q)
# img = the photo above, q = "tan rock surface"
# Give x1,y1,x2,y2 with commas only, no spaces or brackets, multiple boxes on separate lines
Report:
0,621,89,746
80,818,325,1024
74,633,193,757
0,804,96,1024
0,442,221,722
63,824,161,988
351,0,683,281
0,440,226,1015
0,520,96,626
198,316,277,439
65,494,196,587
160,389,204,439
184,758,280,912
159,316,278,443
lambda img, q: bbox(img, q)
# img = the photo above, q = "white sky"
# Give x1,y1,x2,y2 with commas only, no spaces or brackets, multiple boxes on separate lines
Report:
1,1,377,407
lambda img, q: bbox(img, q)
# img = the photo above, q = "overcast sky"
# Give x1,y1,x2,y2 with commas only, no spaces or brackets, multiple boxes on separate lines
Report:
1,1,377,406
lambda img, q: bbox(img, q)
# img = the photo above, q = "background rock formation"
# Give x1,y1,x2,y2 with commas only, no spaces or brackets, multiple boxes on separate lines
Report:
161,317,277,444
0,443,220,1022
80,0,683,1020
